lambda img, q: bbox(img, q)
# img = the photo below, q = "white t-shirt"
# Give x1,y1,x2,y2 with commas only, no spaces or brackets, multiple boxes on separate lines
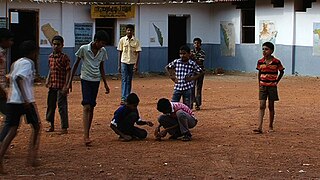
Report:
8,57,35,103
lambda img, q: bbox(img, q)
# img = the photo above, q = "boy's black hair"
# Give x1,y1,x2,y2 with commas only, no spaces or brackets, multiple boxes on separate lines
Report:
157,98,172,114
0,28,14,41
52,35,64,44
94,30,109,42
125,24,135,30
126,93,140,105
262,42,274,51
19,40,38,57
193,37,202,44
179,45,191,53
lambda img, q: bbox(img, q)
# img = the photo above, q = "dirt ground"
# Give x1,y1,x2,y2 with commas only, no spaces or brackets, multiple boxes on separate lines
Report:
0,73,320,179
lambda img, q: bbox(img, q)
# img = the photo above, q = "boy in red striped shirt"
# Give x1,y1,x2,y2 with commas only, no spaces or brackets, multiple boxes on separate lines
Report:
254,42,284,134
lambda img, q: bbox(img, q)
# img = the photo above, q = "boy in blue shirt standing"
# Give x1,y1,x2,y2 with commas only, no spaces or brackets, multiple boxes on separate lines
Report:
166,45,204,108
110,93,153,141
68,30,110,146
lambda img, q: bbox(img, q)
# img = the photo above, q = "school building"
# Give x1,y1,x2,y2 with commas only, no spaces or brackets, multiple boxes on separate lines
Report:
0,0,320,76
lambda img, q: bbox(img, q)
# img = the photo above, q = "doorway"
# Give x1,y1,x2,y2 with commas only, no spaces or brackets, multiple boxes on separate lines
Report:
9,9,38,67
168,15,188,63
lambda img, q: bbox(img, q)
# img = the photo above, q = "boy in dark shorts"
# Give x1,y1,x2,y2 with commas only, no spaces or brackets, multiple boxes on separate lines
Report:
254,42,284,134
68,30,110,146
155,98,198,141
0,41,41,174
110,93,153,141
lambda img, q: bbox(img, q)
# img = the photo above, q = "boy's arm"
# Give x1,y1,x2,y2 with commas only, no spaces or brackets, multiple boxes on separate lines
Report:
99,61,110,94
0,87,6,101
276,70,284,84
45,70,50,88
165,65,177,83
258,70,261,85
134,52,140,72
67,57,81,92
136,119,154,126
118,51,122,74
186,70,204,82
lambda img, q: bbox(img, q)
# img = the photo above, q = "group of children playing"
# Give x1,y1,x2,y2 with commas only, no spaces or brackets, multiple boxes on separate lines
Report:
0,25,284,173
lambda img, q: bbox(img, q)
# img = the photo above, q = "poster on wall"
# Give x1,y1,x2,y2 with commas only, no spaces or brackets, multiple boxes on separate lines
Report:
313,22,320,56
41,23,59,47
259,20,278,46
0,18,7,28
220,21,235,57
74,23,93,50
149,22,165,47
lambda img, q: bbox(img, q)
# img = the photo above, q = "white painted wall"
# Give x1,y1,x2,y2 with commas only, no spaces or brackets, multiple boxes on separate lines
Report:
139,3,214,47
0,1,93,47
295,1,320,46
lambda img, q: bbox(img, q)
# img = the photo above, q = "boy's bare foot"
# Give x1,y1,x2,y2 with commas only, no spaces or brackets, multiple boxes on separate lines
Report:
253,129,263,134
46,126,54,132
84,138,92,146
267,129,275,133
58,129,68,135
0,163,7,175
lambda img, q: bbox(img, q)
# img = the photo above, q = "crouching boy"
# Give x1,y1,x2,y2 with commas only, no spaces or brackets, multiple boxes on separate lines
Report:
155,98,197,141
110,93,153,141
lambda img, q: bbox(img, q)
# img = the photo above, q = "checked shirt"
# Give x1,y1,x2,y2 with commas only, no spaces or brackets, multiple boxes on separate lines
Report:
167,59,202,91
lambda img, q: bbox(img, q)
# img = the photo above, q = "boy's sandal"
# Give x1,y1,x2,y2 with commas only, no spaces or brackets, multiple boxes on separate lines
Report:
253,129,263,134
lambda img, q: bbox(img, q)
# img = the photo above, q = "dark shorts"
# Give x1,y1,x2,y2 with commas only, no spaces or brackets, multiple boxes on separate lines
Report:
5,103,40,127
259,86,279,101
0,97,6,115
81,79,100,107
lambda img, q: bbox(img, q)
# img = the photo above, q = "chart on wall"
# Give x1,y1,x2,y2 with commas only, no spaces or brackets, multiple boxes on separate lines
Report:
149,22,165,47
259,20,278,46
74,23,93,50
313,22,320,56
220,21,235,57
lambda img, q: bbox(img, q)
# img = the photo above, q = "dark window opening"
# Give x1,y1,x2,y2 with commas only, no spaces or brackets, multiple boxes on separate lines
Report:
95,18,115,46
241,8,255,43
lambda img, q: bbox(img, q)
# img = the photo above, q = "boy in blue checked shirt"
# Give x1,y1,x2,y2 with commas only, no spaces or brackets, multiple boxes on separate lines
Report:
110,93,153,141
165,45,204,109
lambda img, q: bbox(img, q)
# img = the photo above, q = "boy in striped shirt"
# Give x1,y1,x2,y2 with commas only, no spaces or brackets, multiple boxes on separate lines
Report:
254,42,284,134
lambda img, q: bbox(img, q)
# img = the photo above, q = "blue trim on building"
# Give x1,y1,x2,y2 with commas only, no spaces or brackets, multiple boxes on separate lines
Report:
37,44,317,77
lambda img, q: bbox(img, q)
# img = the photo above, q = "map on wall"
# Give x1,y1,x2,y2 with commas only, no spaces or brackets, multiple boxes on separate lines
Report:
149,22,165,47
313,22,320,56
259,20,278,45
220,21,235,57
41,23,59,46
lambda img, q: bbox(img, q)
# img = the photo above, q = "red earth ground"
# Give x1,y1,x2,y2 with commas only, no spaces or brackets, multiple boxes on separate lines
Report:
0,73,319,179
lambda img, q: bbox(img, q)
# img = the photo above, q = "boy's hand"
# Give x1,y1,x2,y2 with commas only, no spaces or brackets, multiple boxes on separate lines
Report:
154,126,160,137
185,76,194,82
134,64,138,72
45,79,50,88
169,75,178,83
146,121,154,127
105,85,110,94
158,130,167,138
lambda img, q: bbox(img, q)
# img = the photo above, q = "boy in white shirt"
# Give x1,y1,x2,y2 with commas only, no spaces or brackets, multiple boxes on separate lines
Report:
0,41,41,174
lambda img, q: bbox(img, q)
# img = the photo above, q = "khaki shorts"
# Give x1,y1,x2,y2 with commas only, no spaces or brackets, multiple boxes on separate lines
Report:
259,86,279,101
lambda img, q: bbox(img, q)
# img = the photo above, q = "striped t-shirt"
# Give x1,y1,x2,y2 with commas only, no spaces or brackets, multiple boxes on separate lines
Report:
256,57,285,87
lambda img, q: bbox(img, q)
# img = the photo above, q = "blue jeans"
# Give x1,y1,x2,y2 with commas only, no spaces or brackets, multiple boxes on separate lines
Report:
121,63,134,101
172,88,192,109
